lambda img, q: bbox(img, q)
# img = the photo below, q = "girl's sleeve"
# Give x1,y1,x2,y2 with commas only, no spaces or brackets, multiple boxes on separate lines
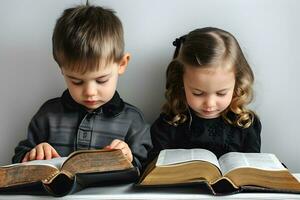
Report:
147,114,175,162
243,114,262,152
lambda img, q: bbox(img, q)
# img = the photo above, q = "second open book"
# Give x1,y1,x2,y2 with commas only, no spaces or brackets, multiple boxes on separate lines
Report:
139,149,300,194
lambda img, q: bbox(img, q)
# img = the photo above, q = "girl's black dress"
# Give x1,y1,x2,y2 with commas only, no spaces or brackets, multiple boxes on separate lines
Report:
149,110,261,161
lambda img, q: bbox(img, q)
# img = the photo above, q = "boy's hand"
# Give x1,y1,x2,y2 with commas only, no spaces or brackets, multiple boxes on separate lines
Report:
105,139,133,162
22,142,60,162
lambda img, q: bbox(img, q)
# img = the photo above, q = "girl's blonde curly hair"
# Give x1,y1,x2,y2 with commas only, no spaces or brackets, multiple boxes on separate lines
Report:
162,27,255,128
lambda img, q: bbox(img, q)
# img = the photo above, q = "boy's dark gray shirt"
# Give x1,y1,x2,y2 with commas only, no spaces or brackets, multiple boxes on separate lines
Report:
12,90,152,170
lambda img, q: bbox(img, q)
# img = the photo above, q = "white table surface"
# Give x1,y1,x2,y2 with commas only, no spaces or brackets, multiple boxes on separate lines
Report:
0,174,300,200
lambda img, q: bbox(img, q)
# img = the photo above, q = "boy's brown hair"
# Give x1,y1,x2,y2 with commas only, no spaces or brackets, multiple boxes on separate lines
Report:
52,4,124,73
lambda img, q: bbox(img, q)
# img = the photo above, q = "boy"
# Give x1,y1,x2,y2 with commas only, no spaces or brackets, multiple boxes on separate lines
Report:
12,4,152,171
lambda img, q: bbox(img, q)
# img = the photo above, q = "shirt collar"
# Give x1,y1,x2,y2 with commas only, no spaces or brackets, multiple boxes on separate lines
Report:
61,90,125,117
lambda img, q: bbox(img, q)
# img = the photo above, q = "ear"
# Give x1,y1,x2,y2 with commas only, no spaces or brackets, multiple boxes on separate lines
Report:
118,53,130,75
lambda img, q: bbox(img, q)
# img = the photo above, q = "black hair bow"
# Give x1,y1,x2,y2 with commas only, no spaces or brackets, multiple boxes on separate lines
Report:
172,35,186,47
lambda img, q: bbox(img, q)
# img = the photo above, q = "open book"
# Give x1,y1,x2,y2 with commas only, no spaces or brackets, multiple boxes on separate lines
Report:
0,149,138,196
139,149,300,195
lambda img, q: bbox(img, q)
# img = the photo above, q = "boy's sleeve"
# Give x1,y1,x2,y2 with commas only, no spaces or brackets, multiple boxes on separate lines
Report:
125,114,152,172
12,110,48,163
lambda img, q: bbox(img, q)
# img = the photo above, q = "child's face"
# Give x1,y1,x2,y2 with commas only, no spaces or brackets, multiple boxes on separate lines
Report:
61,57,128,111
183,65,235,119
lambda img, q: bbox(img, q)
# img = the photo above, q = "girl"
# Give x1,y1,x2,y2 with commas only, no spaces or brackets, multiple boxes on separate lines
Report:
149,27,261,160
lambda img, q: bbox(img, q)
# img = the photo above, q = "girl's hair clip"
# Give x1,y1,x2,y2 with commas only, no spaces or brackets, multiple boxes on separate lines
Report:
172,35,186,47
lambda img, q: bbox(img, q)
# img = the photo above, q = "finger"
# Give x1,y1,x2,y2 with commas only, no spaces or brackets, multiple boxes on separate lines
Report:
115,140,128,150
35,144,45,160
109,139,122,149
126,153,133,162
117,144,130,158
121,149,128,157
22,152,29,163
51,148,60,158
104,145,112,149
123,148,133,162
121,146,131,156
43,144,53,160
29,148,37,161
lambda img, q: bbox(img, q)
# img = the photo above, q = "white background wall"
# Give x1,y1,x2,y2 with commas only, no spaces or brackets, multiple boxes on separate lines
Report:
1,0,299,172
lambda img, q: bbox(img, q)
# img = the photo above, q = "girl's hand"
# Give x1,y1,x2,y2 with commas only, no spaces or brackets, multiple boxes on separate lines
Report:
22,142,60,162
105,139,133,162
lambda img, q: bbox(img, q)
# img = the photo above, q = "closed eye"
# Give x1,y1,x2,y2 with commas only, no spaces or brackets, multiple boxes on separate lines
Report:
216,93,227,97
96,79,108,84
192,93,204,96
71,80,83,85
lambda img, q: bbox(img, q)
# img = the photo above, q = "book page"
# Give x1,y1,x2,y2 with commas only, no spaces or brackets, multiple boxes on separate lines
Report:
293,174,300,182
219,152,286,175
22,157,68,169
156,149,220,169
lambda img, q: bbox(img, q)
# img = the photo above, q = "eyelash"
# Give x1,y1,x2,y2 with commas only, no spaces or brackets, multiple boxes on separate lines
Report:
71,80,108,85
192,93,227,97
217,93,227,97
72,81,83,85
192,93,203,96
96,80,108,84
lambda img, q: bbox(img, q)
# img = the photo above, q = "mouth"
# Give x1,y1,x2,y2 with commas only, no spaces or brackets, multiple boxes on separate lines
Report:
198,110,221,119
83,100,99,105
201,110,217,115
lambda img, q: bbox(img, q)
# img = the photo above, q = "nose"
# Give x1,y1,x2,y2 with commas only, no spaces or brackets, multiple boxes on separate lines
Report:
83,83,97,97
203,96,216,110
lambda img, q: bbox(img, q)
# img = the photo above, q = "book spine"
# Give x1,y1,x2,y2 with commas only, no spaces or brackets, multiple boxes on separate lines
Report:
43,173,59,184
